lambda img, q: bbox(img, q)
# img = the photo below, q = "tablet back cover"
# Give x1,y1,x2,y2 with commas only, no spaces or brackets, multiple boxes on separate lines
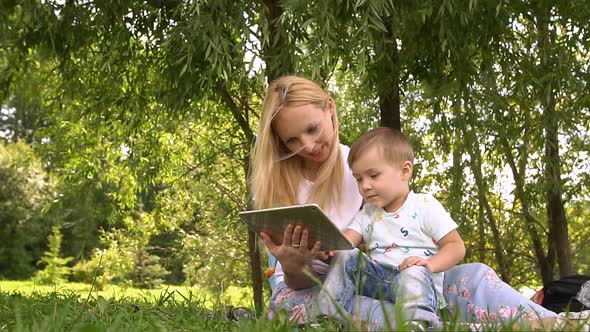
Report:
239,204,354,251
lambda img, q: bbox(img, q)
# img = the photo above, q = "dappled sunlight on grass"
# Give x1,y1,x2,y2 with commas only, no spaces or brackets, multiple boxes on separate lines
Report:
0,280,254,310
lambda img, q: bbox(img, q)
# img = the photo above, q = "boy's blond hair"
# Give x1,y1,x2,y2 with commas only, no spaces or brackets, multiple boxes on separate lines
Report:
348,127,414,169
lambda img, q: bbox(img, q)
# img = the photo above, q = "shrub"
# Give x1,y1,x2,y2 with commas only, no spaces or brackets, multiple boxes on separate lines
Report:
34,226,73,284
127,248,170,289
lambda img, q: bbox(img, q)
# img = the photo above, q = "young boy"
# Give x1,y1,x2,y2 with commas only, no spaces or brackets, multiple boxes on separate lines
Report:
316,127,466,328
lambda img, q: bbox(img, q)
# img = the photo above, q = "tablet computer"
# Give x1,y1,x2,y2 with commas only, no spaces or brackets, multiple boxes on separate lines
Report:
239,204,354,251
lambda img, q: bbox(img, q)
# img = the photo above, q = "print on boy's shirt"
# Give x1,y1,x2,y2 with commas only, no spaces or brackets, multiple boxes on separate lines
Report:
383,242,400,253
369,242,379,251
424,249,434,256
400,227,408,237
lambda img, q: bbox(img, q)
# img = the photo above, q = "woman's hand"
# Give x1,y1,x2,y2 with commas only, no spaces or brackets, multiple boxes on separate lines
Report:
260,224,322,273
260,224,321,288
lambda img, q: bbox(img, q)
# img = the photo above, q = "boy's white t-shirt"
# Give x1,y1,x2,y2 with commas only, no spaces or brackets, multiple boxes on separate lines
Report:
272,144,363,285
347,191,458,306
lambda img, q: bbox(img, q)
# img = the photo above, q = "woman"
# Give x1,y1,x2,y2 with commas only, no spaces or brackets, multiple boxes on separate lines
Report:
249,75,556,329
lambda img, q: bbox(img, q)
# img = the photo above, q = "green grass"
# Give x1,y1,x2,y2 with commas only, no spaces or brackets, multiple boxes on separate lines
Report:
1,281,587,331
0,289,272,331
0,280,297,331
0,280,254,310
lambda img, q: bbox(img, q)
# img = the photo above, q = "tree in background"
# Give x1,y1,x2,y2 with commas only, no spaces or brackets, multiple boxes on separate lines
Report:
0,142,54,279
128,246,169,289
34,225,73,285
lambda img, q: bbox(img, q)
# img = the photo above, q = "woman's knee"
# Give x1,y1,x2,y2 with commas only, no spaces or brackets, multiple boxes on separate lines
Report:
269,282,290,307
466,262,491,271
445,263,492,286
269,282,321,312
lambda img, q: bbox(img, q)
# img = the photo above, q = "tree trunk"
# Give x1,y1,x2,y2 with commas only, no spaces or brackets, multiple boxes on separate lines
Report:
477,199,486,263
448,127,464,218
243,154,263,314
463,126,510,283
481,40,557,284
246,209,263,314
536,6,573,278
379,83,400,130
242,0,296,313
500,135,555,285
544,106,572,278
262,0,294,81
218,84,263,313
376,17,401,130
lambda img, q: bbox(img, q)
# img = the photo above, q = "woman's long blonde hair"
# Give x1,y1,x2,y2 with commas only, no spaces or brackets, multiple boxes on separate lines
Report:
249,76,344,210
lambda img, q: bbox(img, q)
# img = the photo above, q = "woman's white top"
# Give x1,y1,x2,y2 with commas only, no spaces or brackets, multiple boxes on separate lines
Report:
272,144,363,285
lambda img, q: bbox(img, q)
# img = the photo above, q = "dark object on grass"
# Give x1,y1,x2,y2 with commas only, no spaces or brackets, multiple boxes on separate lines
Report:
577,280,590,308
541,275,590,313
226,306,254,321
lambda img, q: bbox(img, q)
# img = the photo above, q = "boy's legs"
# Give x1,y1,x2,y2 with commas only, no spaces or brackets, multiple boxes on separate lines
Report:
316,248,393,318
395,265,441,328
317,248,440,327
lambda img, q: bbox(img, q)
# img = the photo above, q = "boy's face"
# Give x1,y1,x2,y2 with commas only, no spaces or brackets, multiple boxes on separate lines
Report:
351,145,412,213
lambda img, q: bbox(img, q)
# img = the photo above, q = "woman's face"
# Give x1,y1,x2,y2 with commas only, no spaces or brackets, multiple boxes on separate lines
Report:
272,103,335,168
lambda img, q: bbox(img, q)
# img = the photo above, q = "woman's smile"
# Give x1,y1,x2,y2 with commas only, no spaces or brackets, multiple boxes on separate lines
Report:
308,145,326,160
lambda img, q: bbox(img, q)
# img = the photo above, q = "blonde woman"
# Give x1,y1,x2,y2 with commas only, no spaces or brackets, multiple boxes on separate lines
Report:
249,75,557,328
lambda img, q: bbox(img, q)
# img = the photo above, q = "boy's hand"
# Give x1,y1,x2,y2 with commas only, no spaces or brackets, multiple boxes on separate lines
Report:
398,256,432,272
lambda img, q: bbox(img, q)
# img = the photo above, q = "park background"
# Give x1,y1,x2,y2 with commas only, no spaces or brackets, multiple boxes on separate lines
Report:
1,0,589,330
